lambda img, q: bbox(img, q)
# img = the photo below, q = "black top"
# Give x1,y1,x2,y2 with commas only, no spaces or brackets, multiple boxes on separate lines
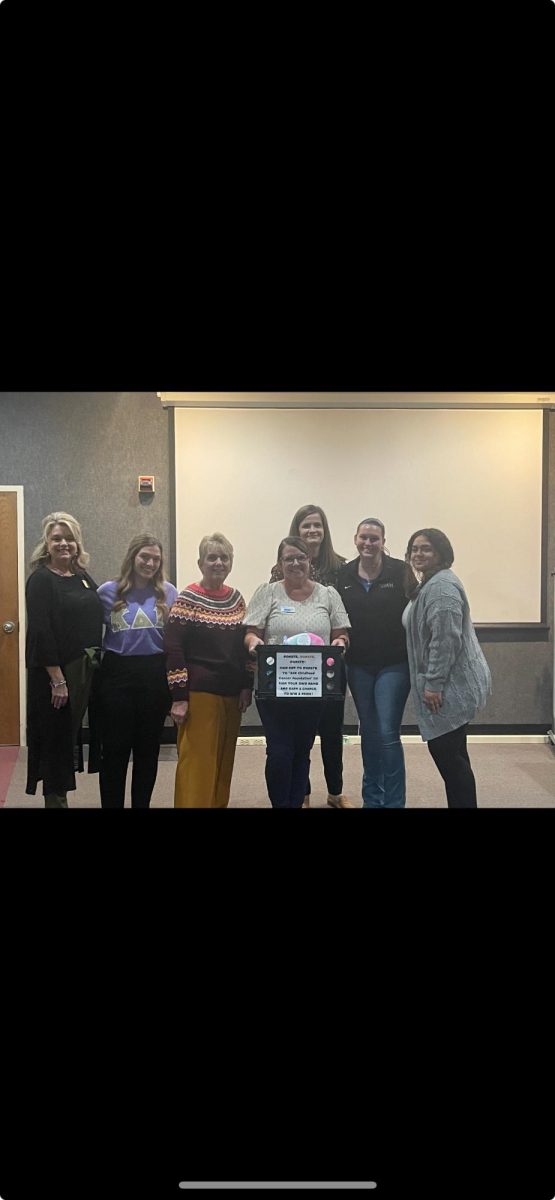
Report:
26,566,103,668
336,555,408,671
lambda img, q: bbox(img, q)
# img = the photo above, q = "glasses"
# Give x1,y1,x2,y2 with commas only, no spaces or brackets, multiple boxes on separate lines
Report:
281,554,309,565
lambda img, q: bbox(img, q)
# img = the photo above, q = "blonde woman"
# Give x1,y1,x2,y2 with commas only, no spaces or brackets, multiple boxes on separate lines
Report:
25,511,103,807
94,535,177,808
164,533,252,807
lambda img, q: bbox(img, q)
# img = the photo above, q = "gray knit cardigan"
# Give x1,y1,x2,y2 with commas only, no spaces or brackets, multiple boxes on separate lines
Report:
405,568,492,741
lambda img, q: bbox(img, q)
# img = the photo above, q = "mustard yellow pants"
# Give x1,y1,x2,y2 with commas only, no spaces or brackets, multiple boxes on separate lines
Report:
174,691,242,808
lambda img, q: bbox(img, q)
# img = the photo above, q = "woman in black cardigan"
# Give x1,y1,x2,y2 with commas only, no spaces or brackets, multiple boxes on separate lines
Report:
25,511,103,807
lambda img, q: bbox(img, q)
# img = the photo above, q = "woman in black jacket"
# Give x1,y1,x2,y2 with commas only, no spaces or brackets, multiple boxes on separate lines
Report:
336,517,411,808
25,511,103,807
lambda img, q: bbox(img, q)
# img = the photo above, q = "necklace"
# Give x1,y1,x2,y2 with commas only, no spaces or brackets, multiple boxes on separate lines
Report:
47,565,74,577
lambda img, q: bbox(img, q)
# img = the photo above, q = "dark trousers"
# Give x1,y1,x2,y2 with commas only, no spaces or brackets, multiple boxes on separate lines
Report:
305,697,345,797
98,653,170,809
42,652,98,808
427,723,478,809
256,698,323,808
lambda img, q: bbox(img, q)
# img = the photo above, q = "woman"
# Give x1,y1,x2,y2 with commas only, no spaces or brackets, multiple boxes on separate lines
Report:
270,505,345,589
404,528,492,808
164,532,252,808
245,536,350,809
25,511,103,808
336,518,410,808
270,505,352,809
94,535,177,808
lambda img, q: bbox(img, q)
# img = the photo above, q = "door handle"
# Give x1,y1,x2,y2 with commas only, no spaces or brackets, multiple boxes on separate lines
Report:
2,620,16,634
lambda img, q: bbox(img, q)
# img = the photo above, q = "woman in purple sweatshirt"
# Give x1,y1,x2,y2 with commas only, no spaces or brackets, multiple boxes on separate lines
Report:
95,534,177,808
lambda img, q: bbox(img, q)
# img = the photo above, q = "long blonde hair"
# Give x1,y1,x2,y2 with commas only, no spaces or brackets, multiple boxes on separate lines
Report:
29,511,89,572
112,535,169,622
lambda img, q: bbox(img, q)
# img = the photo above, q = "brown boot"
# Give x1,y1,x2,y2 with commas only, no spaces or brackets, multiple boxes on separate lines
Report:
326,793,357,809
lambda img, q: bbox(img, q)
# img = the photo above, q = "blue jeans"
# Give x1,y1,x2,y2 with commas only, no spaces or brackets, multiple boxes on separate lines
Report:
347,661,411,808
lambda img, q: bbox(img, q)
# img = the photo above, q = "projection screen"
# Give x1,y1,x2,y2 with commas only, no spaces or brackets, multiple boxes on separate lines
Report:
174,407,543,624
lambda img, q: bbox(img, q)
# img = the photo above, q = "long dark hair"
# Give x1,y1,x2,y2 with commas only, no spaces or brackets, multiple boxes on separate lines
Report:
112,534,169,622
289,504,345,577
404,528,454,598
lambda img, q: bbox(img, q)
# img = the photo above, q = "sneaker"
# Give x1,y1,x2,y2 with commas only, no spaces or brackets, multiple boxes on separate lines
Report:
326,793,357,809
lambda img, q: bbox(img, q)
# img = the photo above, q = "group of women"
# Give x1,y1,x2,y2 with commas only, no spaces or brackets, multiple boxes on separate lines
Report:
25,507,491,810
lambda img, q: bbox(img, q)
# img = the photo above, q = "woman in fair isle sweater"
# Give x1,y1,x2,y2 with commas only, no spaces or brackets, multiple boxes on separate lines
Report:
164,532,253,808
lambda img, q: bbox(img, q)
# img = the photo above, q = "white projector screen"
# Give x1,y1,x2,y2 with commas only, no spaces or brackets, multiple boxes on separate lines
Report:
174,408,543,623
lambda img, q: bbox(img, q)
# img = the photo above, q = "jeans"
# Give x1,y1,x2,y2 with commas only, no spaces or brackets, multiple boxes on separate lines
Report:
347,661,410,808
427,723,478,808
256,698,323,808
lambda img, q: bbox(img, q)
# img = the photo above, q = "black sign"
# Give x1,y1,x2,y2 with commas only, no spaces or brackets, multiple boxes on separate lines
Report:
255,645,344,701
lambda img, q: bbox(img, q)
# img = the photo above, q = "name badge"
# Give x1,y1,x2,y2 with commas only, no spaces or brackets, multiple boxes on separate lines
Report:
280,605,296,614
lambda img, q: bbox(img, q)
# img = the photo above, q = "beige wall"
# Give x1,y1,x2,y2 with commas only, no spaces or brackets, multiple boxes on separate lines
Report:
174,407,543,623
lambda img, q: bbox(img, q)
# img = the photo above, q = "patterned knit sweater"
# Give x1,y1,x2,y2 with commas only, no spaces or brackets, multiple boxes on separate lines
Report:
164,583,253,700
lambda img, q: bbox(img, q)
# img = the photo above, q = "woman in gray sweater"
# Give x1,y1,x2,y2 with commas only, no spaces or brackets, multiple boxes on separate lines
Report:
403,528,491,808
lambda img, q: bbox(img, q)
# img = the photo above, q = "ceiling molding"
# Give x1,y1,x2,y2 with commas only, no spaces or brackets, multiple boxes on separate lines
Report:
158,391,555,409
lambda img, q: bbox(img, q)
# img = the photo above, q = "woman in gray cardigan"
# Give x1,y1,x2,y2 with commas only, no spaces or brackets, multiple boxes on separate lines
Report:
403,528,491,808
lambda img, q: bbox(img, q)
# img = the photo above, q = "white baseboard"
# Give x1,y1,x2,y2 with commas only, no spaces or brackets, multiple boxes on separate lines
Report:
238,733,552,747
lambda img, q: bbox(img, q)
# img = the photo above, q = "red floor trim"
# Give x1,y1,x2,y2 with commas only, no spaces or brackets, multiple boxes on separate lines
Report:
0,746,19,807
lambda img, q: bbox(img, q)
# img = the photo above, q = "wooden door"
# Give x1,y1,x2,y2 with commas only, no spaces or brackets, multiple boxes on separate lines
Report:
0,492,20,744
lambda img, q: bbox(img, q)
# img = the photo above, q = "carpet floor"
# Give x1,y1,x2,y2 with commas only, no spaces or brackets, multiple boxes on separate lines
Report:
2,741,554,807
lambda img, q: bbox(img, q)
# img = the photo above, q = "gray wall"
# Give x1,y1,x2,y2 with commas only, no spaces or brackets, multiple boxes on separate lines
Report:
1,392,553,729
0,392,172,586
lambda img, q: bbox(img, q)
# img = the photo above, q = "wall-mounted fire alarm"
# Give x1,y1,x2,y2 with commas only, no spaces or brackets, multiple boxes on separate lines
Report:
138,475,155,493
